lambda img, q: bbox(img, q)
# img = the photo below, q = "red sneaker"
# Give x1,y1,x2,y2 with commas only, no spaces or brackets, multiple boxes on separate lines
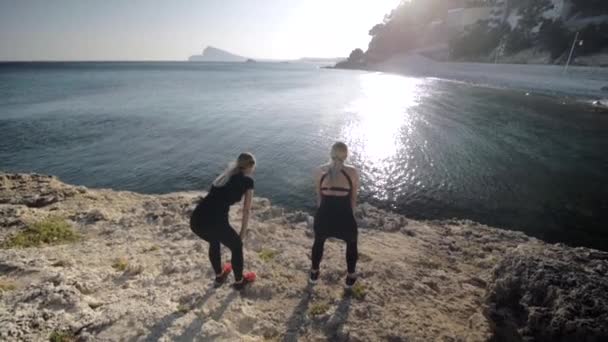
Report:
233,271,256,290
244,272,256,282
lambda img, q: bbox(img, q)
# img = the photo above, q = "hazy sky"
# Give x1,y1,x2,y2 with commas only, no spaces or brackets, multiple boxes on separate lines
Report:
0,0,401,61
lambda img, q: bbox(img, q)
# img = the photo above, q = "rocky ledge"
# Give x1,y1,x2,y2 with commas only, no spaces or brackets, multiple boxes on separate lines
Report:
0,173,607,341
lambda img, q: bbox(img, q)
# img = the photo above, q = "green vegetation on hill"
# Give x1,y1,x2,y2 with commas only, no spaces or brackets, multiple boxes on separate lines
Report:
49,330,75,342
451,0,608,61
3,216,79,248
0,279,17,293
337,0,608,68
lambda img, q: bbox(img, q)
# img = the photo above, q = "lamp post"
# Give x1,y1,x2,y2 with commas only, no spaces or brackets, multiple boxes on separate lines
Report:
563,31,584,74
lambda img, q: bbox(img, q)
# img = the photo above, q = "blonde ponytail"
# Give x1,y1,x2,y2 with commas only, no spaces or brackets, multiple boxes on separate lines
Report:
212,161,238,187
328,142,348,181
212,152,256,187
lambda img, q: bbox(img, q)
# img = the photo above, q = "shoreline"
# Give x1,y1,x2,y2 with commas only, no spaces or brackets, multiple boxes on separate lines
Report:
336,54,608,101
1,173,607,341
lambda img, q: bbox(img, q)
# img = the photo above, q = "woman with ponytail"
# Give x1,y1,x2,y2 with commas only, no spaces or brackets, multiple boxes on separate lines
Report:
310,142,360,288
190,152,256,290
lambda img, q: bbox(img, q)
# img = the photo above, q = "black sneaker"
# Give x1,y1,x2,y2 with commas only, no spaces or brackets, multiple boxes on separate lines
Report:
233,272,256,290
345,274,357,289
309,270,320,285
213,263,233,288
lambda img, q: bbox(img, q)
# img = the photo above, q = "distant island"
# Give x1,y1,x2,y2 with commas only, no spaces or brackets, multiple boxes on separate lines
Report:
188,46,247,62
188,46,344,64
298,57,345,64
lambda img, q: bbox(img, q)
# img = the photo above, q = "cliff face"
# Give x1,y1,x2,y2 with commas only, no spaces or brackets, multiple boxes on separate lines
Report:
453,0,608,63
0,173,607,341
337,0,608,68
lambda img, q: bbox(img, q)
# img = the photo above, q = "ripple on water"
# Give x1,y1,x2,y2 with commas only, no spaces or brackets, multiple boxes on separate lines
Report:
1,63,607,250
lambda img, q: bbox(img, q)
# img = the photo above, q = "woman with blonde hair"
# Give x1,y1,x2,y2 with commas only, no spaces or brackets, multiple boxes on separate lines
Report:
190,152,257,290
310,142,360,288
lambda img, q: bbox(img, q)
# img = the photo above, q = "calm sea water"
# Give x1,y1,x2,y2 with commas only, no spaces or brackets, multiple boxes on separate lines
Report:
1,62,607,250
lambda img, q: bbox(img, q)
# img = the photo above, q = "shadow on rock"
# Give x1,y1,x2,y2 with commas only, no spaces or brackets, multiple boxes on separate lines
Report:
282,284,314,342
324,295,352,341
140,287,216,342
177,290,240,341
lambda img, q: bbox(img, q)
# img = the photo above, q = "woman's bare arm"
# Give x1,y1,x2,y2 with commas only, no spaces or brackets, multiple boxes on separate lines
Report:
350,168,359,210
240,189,253,239
314,167,322,208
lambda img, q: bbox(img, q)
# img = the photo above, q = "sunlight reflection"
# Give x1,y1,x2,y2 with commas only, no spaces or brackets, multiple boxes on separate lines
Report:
343,73,422,163
341,73,424,200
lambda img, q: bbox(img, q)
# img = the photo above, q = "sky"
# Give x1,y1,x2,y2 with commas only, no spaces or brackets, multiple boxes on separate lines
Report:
0,0,401,61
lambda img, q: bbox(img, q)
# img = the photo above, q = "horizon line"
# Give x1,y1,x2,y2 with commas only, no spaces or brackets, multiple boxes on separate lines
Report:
0,58,345,63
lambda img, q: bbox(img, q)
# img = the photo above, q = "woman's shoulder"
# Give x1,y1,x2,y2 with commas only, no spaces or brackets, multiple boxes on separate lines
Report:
315,164,357,174
231,172,254,184
229,173,254,193
240,173,254,181
343,165,359,174
342,165,359,178
316,164,330,174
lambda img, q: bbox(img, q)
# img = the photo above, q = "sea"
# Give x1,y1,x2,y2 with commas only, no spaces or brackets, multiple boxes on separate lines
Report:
1,62,607,250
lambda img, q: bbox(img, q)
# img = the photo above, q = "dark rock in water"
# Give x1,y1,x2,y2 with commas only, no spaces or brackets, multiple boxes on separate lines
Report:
486,246,608,342
592,100,608,113
333,60,367,70
333,48,367,70
601,86,608,92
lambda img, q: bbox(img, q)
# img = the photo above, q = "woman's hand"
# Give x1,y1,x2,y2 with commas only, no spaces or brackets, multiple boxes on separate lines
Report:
240,189,253,239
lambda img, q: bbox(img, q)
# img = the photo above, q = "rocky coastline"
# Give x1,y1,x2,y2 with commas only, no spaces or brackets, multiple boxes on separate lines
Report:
1,173,607,341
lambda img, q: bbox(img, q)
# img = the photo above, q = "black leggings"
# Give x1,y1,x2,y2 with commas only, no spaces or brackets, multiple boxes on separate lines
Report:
192,221,244,281
311,235,358,274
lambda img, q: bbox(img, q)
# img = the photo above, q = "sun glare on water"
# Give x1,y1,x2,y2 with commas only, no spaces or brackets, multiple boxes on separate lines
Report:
342,73,425,198
344,73,422,162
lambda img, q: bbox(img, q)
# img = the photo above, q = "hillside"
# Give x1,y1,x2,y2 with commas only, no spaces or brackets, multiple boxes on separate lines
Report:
1,174,607,341
337,0,608,69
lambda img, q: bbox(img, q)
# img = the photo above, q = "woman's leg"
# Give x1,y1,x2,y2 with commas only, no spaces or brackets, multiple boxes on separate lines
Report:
208,240,222,275
190,214,224,276
218,227,244,281
311,235,327,271
346,239,358,274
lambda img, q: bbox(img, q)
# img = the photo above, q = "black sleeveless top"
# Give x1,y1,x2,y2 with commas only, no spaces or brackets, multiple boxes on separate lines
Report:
314,169,358,242
204,172,254,207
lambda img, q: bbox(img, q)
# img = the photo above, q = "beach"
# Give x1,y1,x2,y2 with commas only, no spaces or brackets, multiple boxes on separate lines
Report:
369,54,608,100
